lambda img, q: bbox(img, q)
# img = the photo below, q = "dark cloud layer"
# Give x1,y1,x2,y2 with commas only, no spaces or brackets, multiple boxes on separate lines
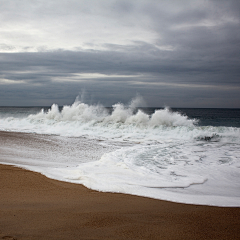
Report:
0,0,240,107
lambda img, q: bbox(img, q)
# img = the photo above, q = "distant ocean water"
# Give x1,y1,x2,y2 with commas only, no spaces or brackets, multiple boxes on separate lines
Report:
0,97,240,207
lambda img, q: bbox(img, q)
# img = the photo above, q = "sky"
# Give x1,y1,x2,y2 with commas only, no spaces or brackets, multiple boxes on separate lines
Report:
0,0,240,108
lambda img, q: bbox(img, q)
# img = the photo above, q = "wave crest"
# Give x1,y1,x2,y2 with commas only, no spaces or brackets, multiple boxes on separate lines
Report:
29,97,197,127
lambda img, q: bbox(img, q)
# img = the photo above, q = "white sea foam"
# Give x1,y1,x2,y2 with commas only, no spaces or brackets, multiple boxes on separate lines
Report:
28,96,197,127
0,96,200,143
0,97,240,206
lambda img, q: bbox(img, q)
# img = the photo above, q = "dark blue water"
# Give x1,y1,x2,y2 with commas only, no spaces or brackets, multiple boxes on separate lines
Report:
174,108,240,127
141,108,240,127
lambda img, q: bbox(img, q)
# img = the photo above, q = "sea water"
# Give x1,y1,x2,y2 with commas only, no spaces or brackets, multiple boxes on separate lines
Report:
0,96,239,207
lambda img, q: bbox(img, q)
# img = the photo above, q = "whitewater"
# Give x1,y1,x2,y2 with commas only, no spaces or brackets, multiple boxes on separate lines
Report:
0,96,240,207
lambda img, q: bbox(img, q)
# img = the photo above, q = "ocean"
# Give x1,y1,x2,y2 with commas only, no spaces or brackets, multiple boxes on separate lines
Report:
0,96,240,207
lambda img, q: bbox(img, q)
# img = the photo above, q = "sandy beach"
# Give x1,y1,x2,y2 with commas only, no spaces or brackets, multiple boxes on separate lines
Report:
0,164,239,240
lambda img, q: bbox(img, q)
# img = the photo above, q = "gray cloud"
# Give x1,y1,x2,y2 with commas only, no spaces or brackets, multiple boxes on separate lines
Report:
0,0,240,107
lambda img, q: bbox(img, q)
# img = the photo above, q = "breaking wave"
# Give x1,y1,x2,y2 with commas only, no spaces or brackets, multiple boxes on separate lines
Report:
29,96,197,127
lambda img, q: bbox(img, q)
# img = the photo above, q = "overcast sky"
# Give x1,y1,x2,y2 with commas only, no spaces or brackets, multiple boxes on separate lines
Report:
0,0,240,107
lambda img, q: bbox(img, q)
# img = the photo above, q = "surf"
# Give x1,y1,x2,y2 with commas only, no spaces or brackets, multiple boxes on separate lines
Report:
0,96,240,207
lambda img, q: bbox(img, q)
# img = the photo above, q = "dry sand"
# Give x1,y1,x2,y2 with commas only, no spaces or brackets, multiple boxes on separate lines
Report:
0,164,239,240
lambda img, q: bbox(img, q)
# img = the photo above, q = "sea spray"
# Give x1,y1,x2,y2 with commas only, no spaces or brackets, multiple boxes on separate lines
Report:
28,96,197,127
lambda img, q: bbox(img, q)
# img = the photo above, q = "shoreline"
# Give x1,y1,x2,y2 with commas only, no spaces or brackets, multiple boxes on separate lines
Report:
1,164,240,240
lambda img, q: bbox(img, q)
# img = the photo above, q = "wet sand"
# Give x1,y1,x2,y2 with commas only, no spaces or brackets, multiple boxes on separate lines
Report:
0,164,240,240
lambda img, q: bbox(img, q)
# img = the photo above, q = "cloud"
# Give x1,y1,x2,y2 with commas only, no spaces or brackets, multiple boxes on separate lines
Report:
0,0,239,107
